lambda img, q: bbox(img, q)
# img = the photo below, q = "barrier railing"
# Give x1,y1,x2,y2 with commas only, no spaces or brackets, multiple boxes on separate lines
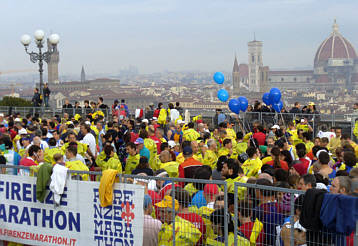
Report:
1,164,357,246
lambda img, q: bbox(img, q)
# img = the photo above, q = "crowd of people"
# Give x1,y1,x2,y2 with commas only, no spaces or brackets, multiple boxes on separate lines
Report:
1,98,358,246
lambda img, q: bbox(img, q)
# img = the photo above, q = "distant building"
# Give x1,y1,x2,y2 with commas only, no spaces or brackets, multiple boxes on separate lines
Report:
81,66,86,83
232,55,240,94
47,38,59,84
235,20,358,94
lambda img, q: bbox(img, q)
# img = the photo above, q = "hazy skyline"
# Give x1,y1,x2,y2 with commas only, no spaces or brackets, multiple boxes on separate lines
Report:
1,0,358,76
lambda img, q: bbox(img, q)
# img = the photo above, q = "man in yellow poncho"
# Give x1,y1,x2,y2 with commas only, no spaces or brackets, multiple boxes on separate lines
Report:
156,195,202,246
218,139,238,159
44,138,63,164
203,139,218,169
65,145,89,181
96,145,122,173
61,131,88,157
125,142,140,174
241,146,262,178
221,159,248,200
183,122,200,142
159,150,179,178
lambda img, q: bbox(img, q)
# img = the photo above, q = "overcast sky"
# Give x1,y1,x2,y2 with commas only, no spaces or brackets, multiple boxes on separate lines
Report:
1,0,357,75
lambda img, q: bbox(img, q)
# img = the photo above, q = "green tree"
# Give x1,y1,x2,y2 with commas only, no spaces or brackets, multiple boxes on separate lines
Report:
0,96,32,107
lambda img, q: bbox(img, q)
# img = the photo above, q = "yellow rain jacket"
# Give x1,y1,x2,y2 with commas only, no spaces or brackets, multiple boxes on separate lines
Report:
203,149,218,169
44,147,63,164
125,154,140,174
158,108,167,125
158,216,202,246
61,142,88,157
183,128,200,141
242,158,263,178
65,160,89,181
144,138,159,171
226,175,248,200
159,161,179,178
236,142,248,155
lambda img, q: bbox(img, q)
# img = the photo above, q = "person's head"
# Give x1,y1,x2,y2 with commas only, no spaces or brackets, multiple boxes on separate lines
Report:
334,127,342,138
32,136,41,147
134,138,145,150
156,128,164,139
318,151,330,165
274,169,289,182
80,123,91,135
320,137,329,148
294,102,300,108
193,166,212,190
137,156,149,169
53,153,64,164
222,138,232,149
183,146,193,159
354,103,358,110
343,151,356,168
174,187,192,210
96,121,104,131
210,208,234,236
297,148,306,159
159,150,171,163
126,142,137,156
238,201,252,222
67,132,77,143
246,146,258,159
266,136,275,146
349,168,358,179
207,139,217,152
255,178,274,199
65,145,77,159
48,137,57,147
98,97,104,104
297,174,316,191
34,88,39,93
203,184,219,203
28,145,42,160
270,146,281,169
221,158,241,178
190,141,199,154
330,176,351,195
155,195,179,224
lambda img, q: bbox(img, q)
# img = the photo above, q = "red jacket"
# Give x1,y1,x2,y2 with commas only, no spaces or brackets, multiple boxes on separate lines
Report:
178,157,202,186
253,132,266,146
20,157,37,167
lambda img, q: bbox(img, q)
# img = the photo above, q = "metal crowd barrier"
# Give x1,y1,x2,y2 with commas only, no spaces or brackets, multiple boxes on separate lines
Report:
1,164,357,246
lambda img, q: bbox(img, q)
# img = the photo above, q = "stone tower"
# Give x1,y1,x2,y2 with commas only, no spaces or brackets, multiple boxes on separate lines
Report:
232,55,240,94
47,39,59,84
81,65,86,83
248,39,263,92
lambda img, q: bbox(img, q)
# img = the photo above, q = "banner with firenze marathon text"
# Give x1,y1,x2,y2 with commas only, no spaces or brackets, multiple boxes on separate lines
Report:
0,174,144,246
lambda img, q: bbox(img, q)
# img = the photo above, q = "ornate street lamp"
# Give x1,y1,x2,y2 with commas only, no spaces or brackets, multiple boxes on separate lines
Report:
20,30,60,106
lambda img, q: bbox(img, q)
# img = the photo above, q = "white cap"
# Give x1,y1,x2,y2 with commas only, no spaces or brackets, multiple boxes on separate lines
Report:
177,120,185,124
14,118,21,122
85,121,91,125
168,140,176,148
18,128,27,135
142,119,149,123
0,113,4,117
271,125,280,129
316,182,328,190
152,117,158,121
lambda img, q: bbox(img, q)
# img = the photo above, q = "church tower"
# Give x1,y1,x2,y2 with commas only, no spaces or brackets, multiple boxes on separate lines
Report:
81,65,86,83
232,55,240,94
47,38,59,84
248,38,263,92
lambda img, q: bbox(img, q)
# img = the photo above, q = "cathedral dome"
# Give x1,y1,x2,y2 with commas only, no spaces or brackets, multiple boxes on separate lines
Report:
314,20,357,65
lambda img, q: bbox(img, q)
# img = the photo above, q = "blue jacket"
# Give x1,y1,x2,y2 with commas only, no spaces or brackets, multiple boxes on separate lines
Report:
320,193,358,235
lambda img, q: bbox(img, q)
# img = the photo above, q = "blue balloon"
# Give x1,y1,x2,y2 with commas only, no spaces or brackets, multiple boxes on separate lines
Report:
217,89,229,102
269,88,281,104
238,96,248,112
213,72,225,84
262,92,270,105
228,99,240,114
273,101,283,113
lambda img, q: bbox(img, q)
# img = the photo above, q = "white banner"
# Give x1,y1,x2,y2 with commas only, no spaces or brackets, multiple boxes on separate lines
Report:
0,174,144,246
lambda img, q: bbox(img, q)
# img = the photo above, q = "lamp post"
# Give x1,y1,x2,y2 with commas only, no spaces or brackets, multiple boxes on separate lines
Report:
20,30,60,106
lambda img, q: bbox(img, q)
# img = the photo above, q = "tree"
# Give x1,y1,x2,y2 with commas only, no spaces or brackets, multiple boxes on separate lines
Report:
0,96,32,107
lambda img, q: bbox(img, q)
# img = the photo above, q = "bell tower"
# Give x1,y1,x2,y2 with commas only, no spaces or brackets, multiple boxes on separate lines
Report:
47,38,59,83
